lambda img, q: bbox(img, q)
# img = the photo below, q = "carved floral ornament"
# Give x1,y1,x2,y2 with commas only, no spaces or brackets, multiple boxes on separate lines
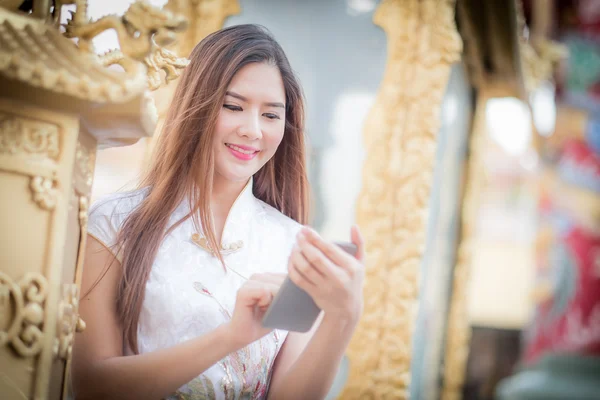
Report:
78,194,89,229
0,113,60,161
54,283,85,360
30,176,59,210
0,112,61,210
75,140,95,193
0,277,84,360
0,272,48,357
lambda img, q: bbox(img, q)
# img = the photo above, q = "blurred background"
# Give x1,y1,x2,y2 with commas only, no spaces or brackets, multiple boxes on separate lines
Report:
1,0,599,399
81,0,600,398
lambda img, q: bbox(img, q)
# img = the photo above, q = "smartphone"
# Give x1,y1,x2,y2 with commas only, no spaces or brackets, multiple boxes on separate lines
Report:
261,241,358,332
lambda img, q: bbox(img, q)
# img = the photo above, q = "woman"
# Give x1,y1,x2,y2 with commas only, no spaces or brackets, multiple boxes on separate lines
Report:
72,24,365,400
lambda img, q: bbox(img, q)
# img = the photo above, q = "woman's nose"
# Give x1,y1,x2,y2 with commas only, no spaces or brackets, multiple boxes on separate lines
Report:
238,112,262,140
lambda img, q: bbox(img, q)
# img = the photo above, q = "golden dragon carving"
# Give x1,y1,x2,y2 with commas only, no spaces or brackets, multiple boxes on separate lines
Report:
62,0,190,90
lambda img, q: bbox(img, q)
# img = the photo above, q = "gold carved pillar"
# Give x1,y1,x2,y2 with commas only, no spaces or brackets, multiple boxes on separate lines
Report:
0,99,88,400
0,2,186,399
342,0,462,398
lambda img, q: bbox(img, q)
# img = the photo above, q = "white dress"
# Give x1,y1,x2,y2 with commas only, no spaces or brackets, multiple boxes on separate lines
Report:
87,179,302,400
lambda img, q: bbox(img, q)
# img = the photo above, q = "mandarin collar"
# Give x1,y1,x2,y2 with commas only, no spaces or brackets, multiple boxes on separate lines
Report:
191,178,257,256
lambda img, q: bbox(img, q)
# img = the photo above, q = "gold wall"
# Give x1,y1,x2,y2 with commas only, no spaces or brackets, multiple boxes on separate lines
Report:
342,0,462,398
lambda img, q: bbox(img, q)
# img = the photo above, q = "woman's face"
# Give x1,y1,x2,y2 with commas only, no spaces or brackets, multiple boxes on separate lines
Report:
213,62,286,186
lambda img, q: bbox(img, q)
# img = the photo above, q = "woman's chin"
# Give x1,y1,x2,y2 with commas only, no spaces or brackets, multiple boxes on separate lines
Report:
215,169,255,185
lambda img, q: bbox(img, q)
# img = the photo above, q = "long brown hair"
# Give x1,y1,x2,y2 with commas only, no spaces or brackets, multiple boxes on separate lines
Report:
116,24,308,354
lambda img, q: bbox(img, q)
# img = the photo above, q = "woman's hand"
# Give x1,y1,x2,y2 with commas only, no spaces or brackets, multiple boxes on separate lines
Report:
225,273,285,348
287,225,365,323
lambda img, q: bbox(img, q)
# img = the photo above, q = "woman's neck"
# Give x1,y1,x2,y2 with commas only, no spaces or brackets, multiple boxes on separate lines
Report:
210,176,249,241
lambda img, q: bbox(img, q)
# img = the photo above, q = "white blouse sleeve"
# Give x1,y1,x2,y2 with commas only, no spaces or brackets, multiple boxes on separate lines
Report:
86,192,141,261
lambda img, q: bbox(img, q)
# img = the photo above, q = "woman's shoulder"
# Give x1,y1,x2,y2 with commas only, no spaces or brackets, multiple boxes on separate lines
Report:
254,198,303,235
89,188,148,218
87,188,149,247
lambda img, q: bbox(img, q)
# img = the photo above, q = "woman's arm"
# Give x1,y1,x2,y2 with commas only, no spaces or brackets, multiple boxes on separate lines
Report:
267,226,365,400
267,313,358,400
73,325,239,400
72,237,274,400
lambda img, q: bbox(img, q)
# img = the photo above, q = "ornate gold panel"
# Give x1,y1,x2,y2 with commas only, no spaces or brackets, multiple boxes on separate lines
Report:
0,102,97,400
0,97,81,399
0,115,60,160
342,1,462,398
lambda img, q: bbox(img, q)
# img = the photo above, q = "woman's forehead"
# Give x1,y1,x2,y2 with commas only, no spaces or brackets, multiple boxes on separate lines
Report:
227,63,285,103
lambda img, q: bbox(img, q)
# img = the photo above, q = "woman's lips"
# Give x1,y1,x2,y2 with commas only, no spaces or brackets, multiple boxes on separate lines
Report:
225,143,259,161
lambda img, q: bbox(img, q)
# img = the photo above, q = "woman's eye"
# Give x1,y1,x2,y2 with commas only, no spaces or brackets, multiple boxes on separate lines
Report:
264,113,280,120
223,104,242,111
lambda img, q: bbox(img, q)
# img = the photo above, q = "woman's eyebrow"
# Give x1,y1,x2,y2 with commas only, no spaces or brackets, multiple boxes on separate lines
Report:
225,90,285,109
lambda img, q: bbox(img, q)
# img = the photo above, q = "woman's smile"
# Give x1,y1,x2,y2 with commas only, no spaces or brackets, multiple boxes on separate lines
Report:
225,143,260,160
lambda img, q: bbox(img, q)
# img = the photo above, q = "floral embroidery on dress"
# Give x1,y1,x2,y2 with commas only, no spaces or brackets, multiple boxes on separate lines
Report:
194,282,230,320
172,375,216,400
194,280,279,399
219,335,272,399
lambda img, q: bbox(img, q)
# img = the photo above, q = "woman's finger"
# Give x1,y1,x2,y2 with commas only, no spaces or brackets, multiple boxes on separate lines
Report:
249,272,287,286
290,245,325,286
258,281,281,304
297,233,345,281
351,225,366,263
288,258,317,296
301,228,355,271
238,283,273,308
